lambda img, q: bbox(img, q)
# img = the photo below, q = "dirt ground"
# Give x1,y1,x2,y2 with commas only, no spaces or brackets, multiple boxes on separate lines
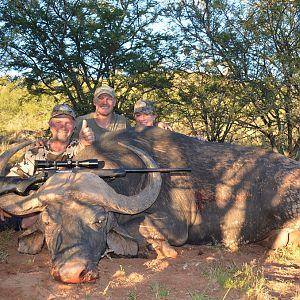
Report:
0,231,299,300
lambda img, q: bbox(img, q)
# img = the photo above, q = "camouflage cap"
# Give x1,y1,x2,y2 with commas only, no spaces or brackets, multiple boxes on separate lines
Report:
50,104,76,119
94,86,116,100
134,100,156,114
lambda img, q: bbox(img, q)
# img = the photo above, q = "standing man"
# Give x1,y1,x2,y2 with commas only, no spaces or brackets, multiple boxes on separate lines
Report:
134,100,172,130
1,103,95,230
74,86,131,140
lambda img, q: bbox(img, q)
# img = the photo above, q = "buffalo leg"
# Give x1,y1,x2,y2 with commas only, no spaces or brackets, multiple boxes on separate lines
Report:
256,228,300,249
288,230,300,246
123,214,178,259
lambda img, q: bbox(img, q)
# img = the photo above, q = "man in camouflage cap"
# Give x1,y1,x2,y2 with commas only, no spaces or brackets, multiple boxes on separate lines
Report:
9,104,94,177
1,104,95,230
50,103,76,119
74,86,131,140
134,100,172,130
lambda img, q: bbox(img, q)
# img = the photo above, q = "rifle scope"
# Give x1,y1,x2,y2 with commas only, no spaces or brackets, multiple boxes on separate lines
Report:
35,159,105,169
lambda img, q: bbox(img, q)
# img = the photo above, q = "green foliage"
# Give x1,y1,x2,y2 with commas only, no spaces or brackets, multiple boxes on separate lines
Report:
269,243,300,264
202,260,270,298
1,0,300,155
165,0,300,157
127,289,137,300
149,282,171,299
204,261,235,288
228,260,267,297
188,291,210,300
0,77,55,139
119,264,126,275
157,72,246,142
0,0,174,114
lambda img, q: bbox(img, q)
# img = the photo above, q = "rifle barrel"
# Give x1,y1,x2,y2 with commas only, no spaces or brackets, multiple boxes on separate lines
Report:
124,167,192,173
90,167,191,178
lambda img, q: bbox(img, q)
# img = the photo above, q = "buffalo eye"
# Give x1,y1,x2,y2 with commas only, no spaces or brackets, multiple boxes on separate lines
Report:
93,215,107,228
41,211,50,225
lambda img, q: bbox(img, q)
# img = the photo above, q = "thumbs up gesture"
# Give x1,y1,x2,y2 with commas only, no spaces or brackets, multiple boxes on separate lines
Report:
79,120,95,146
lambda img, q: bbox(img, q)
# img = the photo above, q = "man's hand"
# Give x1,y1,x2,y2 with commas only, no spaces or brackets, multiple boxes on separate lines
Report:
156,121,173,131
79,120,95,146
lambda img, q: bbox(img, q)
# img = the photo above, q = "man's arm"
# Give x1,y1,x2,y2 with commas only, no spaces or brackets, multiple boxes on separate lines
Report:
7,150,37,177
74,120,95,155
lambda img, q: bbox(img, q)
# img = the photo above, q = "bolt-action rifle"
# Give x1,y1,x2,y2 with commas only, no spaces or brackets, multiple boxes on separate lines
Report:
0,159,192,196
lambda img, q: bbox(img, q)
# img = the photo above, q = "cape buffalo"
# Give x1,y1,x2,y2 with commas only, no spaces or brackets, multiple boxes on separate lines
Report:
0,126,299,284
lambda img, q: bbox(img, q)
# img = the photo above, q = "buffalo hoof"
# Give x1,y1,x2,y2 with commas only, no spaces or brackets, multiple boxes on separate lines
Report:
288,230,300,247
151,240,178,259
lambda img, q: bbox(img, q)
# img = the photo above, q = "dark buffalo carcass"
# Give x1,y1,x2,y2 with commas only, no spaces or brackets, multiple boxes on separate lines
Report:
0,126,299,284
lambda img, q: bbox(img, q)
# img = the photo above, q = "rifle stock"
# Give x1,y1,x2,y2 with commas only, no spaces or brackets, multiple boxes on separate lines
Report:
0,172,46,196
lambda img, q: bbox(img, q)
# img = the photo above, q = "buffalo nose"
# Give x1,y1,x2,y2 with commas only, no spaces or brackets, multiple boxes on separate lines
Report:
52,260,98,284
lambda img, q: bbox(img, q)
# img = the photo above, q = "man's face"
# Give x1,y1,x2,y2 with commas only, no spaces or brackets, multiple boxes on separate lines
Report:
49,115,75,143
135,112,156,126
94,93,116,117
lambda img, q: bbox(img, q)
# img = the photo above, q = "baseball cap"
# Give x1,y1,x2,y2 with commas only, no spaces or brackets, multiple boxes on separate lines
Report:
94,86,116,100
50,104,76,119
134,100,156,114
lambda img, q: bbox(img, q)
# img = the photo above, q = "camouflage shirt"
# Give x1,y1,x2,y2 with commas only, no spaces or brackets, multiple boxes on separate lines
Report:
8,140,79,177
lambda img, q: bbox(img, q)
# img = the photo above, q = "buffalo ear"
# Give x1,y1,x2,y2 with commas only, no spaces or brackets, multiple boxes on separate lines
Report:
18,229,45,254
107,226,138,256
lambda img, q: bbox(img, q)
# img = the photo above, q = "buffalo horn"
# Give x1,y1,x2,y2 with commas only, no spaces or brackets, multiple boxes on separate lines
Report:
67,143,162,214
0,141,33,175
0,141,44,215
